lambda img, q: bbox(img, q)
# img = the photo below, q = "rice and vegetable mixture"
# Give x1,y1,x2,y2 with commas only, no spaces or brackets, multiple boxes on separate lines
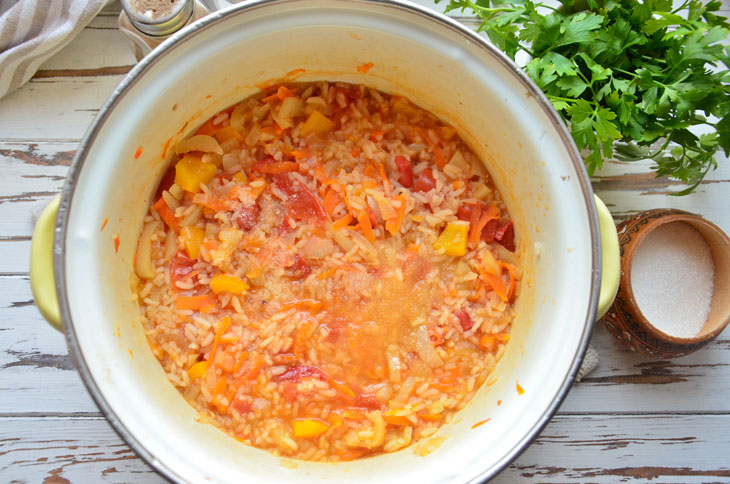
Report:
133,81,521,462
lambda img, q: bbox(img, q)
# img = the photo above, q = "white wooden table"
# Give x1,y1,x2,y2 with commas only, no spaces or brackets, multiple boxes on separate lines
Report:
1,2,729,482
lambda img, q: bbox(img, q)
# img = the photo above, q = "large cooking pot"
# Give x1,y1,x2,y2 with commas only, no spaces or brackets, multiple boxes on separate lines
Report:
30,0,620,481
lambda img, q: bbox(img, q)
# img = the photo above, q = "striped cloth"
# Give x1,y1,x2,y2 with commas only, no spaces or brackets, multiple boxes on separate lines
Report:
0,0,110,99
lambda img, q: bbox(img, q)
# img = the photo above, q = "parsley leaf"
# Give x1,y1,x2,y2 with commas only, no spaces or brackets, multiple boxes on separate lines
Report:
436,0,730,193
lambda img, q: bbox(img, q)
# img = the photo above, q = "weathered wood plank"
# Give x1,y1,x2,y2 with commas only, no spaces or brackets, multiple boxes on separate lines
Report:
1,414,728,484
559,325,730,413
0,76,126,142
0,142,72,239
593,158,730,235
0,240,32,275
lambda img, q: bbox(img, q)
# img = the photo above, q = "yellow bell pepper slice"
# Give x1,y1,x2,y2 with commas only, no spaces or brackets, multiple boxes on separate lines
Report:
174,155,217,193
210,273,249,295
180,226,205,259
300,111,335,136
187,360,209,379
233,171,248,184
292,418,330,438
434,220,469,256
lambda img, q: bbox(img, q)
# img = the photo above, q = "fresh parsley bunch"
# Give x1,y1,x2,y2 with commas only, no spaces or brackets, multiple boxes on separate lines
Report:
439,0,730,194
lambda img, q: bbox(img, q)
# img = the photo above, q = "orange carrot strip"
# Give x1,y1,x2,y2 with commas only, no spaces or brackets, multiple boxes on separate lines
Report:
432,145,447,169
113,234,120,253
357,210,375,242
322,188,343,215
134,146,143,159
277,85,295,100
363,164,378,179
175,294,217,311
417,413,441,422
290,150,309,161
383,414,410,426
502,262,517,301
152,196,180,232
330,379,355,399
262,91,280,103
385,195,406,236
100,218,108,232
471,418,491,429
479,334,495,349
332,213,354,230
469,205,499,246
378,163,391,196
483,272,509,302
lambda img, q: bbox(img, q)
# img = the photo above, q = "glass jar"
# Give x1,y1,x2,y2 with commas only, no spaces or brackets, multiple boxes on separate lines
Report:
118,0,210,61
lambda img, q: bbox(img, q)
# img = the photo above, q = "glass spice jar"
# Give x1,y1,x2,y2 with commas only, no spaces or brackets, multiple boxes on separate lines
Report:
118,0,210,61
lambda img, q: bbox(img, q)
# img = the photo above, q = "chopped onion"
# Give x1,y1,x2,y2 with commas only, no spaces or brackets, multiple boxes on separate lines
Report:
367,195,383,224
482,250,500,276
279,97,305,119
222,153,240,173
135,221,161,280
175,135,223,155
163,227,177,261
414,325,443,368
180,205,203,227
302,236,334,259
270,105,292,130
252,102,270,122
161,190,179,210
494,243,519,266
245,123,261,147
331,228,355,252
387,345,402,384
350,231,377,260
168,183,183,200
393,376,415,405
230,101,248,132
373,193,396,220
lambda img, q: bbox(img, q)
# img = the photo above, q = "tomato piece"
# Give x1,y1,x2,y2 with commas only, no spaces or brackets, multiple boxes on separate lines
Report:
413,169,436,192
276,365,328,382
354,393,381,410
286,254,312,279
481,219,499,242
232,399,252,414
394,155,414,188
155,164,177,200
170,251,196,290
454,309,473,331
495,221,515,252
457,202,478,222
274,175,327,222
232,203,259,231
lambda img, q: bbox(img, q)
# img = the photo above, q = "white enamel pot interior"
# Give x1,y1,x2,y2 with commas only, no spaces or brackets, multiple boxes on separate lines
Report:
55,0,600,482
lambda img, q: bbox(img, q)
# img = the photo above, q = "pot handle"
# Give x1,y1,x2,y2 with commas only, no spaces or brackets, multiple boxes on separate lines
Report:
30,195,62,331
594,194,620,319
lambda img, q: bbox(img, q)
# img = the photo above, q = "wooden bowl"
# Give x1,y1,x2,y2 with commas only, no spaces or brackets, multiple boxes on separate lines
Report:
602,209,730,358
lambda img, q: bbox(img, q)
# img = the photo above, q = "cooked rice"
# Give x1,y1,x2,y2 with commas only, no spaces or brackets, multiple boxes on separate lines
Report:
133,81,521,462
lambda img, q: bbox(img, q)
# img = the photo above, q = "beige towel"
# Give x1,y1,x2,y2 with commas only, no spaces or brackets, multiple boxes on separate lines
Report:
0,0,110,99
